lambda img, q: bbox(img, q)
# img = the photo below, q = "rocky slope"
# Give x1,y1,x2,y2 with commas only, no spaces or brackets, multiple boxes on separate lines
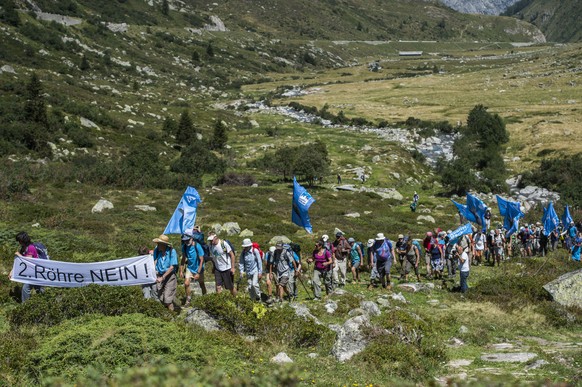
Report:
437,0,520,15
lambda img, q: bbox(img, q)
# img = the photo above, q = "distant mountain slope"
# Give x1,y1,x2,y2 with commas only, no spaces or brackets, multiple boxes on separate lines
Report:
437,0,520,15
502,0,582,42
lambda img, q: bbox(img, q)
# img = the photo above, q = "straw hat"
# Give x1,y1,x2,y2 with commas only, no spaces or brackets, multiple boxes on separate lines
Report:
153,234,171,245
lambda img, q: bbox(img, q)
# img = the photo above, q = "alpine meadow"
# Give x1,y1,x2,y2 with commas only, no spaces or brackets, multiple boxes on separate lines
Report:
0,0,581,386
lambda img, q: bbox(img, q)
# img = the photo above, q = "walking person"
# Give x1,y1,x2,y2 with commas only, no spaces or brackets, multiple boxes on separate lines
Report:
307,241,333,300
208,234,237,296
332,231,350,287
347,238,363,283
403,237,421,282
263,246,276,302
371,233,396,291
456,244,470,294
395,234,407,280
239,238,263,301
422,232,433,279
366,239,380,289
473,229,485,265
430,232,445,279
152,234,178,310
179,232,207,307
8,232,45,302
271,242,296,302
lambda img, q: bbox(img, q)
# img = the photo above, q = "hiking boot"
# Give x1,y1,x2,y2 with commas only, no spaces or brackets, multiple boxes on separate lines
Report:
183,297,191,307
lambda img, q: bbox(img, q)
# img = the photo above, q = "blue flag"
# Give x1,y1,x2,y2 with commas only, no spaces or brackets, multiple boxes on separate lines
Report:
163,186,202,235
562,205,573,227
496,195,524,238
466,193,488,231
448,223,473,245
292,177,315,234
451,200,477,223
542,201,560,236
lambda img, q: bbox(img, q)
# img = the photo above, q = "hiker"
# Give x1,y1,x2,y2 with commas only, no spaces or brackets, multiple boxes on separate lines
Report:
456,243,470,293
567,221,577,251
492,229,506,266
413,191,419,204
572,232,582,262
422,232,433,278
550,228,559,252
539,228,549,257
347,238,363,283
337,173,342,184
366,239,380,288
458,229,473,266
395,234,407,279
271,242,296,302
371,233,396,290
239,238,263,301
472,229,485,265
263,246,276,302
484,207,492,231
403,237,421,282
8,232,45,303
286,244,302,300
429,232,444,279
444,231,456,279
152,234,178,310
179,232,206,307
208,234,237,296
138,246,157,300
332,231,350,287
308,240,333,300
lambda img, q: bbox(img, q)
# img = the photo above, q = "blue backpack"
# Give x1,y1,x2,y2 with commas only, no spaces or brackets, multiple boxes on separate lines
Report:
376,239,392,260
33,242,50,260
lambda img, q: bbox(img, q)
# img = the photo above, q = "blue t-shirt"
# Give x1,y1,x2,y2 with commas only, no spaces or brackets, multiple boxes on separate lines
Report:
350,244,361,263
183,243,205,274
289,251,300,272
154,247,178,275
569,226,577,238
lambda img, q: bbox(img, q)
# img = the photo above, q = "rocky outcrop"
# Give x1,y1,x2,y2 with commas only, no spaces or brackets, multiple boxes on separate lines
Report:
91,199,113,213
222,222,241,236
438,0,520,15
184,308,221,332
543,269,582,308
331,314,371,362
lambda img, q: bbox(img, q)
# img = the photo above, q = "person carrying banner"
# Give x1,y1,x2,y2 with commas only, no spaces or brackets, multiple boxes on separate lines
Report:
8,232,45,303
332,231,350,287
152,234,178,310
180,232,206,307
239,238,263,301
372,233,396,290
208,234,237,296
308,241,333,300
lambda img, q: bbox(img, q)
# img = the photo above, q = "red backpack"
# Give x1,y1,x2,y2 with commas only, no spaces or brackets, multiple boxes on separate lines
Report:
252,242,264,260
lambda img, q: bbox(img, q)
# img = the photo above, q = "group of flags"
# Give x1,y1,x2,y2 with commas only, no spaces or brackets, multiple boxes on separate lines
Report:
162,177,316,237
162,182,572,242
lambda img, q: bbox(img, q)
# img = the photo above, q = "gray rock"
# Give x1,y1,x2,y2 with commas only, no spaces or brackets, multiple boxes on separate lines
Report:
459,325,469,334
268,197,277,202
390,292,407,303
397,282,435,293
374,188,403,201
417,215,436,223
222,222,241,236
271,352,293,364
345,212,360,218
481,352,537,363
80,117,99,129
391,172,400,179
239,229,254,238
331,314,371,362
448,338,465,347
249,120,260,128
348,308,367,317
525,359,548,370
91,199,113,213
360,301,381,316
268,235,291,245
211,223,223,234
372,155,381,163
307,352,319,359
332,288,347,296
134,205,156,212
336,185,358,192
448,358,472,367
290,304,321,324
184,308,221,332
325,300,338,314
543,268,582,308
0,65,16,74
377,298,391,308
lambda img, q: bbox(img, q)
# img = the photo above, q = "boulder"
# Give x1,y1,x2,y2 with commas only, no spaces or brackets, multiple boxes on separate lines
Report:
360,301,381,316
336,185,358,192
80,117,99,129
239,229,254,238
271,352,293,364
543,269,582,308
345,212,360,218
134,205,156,212
325,300,338,314
222,222,241,236
481,352,537,363
91,199,113,213
390,292,407,303
0,65,16,74
375,188,403,201
184,308,221,332
331,314,371,362
417,215,436,224
211,223,223,234
268,235,291,245
290,304,321,324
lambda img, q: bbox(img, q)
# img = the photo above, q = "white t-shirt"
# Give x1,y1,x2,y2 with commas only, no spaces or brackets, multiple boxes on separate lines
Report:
459,251,470,272
210,240,233,272
474,233,485,250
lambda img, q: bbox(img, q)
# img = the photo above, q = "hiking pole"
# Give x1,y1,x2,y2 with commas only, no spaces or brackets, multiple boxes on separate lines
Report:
297,272,313,299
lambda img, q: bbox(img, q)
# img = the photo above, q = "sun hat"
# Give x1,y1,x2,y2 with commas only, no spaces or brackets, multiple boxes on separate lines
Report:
207,235,216,241
348,237,355,243
242,238,252,248
269,246,276,253
276,242,283,249
322,234,329,242
153,234,171,245
375,233,385,240
398,234,404,239
367,239,375,247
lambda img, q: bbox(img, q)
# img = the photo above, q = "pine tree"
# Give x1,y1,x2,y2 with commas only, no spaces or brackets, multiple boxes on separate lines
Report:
80,55,90,71
211,120,228,150
162,116,178,136
161,0,170,16
24,73,48,129
191,50,200,62
1,0,20,27
206,43,214,58
176,110,195,144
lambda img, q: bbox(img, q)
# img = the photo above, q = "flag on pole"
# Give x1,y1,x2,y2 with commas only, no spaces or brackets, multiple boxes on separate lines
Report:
292,177,315,234
448,223,473,245
562,205,573,227
541,201,560,236
451,200,477,223
496,195,524,238
163,186,202,235
466,193,488,231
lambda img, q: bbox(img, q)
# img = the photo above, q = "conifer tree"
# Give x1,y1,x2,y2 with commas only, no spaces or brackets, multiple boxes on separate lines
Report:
211,120,228,150
176,110,195,144
24,72,48,129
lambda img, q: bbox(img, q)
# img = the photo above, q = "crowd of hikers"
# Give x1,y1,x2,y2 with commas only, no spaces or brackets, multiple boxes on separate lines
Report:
8,219,582,307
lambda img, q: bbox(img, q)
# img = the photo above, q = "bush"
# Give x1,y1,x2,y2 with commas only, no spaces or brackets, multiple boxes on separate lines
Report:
0,330,37,385
9,285,172,326
216,172,256,186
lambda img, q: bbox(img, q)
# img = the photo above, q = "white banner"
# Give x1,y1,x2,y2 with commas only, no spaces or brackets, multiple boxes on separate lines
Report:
11,255,156,288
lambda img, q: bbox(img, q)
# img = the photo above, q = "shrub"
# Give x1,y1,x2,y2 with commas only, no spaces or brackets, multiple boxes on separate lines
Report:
216,172,256,186
0,330,37,385
9,285,172,326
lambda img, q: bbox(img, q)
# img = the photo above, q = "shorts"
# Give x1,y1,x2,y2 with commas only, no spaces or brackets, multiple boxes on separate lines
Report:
425,253,431,266
156,273,177,305
351,261,360,269
277,275,289,286
185,268,204,280
215,269,234,290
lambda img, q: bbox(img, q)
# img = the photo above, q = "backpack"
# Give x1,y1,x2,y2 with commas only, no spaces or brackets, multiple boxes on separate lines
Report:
376,239,392,260
289,242,301,256
412,239,422,253
33,242,50,260
192,231,205,244
252,242,265,260
221,239,236,256
355,242,365,257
